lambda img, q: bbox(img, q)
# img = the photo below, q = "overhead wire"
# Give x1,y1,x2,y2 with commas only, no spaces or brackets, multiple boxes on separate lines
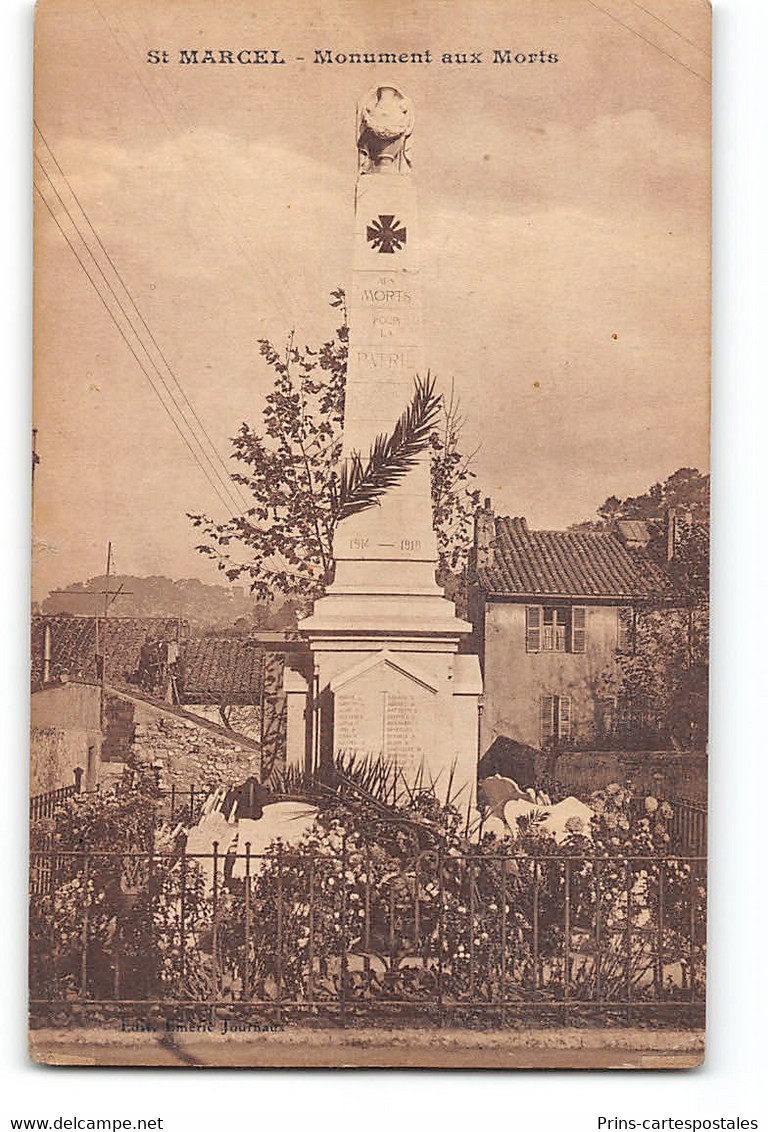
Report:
35,121,251,513
624,0,710,57
90,0,295,323
34,151,246,517
584,0,710,83
34,177,237,516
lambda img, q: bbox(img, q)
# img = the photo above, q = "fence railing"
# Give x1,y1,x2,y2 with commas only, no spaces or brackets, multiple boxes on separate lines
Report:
626,797,708,854
29,770,83,822
29,844,706,1028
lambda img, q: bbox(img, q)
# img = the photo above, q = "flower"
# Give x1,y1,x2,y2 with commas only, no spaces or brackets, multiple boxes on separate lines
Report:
565,816,584,834
645,796,659,814
660,802,674,819
606,783,621,796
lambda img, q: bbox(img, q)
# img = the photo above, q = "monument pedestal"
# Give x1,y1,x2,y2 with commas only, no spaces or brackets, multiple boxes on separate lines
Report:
284,86,482,818
293,591,482,816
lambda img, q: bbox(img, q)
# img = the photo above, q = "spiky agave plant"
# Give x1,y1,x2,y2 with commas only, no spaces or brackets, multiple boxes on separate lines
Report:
331,373,441,521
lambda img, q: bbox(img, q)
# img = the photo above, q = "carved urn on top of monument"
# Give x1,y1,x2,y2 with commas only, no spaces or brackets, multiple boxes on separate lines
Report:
284,86,482,818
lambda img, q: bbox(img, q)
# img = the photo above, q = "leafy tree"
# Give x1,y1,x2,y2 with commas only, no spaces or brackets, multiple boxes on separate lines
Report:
571,467,709,566
580,472,711,750
190,291,478,609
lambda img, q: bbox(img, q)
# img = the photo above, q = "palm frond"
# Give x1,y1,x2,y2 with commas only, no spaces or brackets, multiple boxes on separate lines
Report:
334,373,440,522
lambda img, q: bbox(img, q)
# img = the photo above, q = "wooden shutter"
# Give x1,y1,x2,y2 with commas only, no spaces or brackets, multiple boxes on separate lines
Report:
572,606,586,653
557,695,572,741
554,608,567,652
540,694,555,745
526,606,541,652
620,606,638,652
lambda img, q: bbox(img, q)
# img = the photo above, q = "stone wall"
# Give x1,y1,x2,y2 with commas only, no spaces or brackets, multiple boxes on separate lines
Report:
482,740,708,804
106,691,261,790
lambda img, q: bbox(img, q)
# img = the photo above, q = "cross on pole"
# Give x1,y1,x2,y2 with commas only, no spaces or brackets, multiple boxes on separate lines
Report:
49,543,133,715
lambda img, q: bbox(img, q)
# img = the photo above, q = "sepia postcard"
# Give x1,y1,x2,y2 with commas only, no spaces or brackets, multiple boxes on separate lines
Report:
30,0,711,1068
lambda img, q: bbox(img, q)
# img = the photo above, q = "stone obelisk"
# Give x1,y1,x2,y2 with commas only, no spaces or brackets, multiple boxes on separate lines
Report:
287,86,482,815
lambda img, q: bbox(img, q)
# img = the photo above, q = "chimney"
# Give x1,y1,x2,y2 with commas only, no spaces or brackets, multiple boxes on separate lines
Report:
474,498,496,570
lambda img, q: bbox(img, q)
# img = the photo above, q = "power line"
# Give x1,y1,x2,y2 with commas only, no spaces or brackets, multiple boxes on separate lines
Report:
89,0,294,324
584,0,710,83
34,146,245,515
35,156,245,516
35,121,250,513
34,179,237,515
625,0,710,58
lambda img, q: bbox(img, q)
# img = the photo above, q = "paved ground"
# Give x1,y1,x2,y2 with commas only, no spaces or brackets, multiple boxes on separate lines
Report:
29,1026,705,1069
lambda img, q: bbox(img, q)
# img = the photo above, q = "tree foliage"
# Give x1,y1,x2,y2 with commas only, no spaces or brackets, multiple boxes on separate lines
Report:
190,291,477,607
581,469,711,750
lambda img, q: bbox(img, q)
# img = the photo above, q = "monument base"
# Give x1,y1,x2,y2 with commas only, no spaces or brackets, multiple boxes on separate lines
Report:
285,588,483,821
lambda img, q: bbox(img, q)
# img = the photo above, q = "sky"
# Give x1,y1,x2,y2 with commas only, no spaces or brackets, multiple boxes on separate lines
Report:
32,0,710,601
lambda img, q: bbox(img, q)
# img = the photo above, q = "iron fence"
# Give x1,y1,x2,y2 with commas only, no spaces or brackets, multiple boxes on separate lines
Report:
29,774,82,822
29,843,706,1028
627,797,707,854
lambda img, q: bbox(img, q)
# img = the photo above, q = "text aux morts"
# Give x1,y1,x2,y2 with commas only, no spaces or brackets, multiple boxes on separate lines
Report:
146,49,560,66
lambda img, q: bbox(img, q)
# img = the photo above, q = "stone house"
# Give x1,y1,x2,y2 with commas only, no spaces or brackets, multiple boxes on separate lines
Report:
468,503,665,756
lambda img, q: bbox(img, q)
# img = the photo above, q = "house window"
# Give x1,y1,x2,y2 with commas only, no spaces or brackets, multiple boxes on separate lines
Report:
526,606,586,653
541,694,572,747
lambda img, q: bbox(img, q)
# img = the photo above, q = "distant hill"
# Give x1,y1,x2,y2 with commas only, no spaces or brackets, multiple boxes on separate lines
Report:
41,575,297,634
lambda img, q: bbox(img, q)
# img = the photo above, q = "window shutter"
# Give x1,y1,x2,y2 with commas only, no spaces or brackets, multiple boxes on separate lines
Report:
526,606,541,652
572,606,586,653
540,694,555,745
617,607,631,652
558,695,572,741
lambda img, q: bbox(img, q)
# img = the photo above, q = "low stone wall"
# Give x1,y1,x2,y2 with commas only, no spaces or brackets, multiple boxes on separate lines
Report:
488,744,708,804
104,690,261,791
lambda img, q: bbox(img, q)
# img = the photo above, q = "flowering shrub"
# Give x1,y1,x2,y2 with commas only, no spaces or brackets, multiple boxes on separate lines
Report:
29,782,705,1021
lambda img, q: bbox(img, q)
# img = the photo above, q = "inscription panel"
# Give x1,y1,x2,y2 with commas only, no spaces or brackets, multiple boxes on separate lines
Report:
333,663,436,775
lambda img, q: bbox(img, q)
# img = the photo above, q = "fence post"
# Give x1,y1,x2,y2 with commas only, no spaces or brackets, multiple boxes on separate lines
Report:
532,861,540,991
437,846,444,1027
243,842,252,1001
595,858,602,1004
180,842,187,991
307,855,315,1004
656,859,665,1000
689,861,698,1023
339,836,348,1026
563,858,571,1026
276,844,284,1025
79,849,90,1001
625,858,633,1023
468,856,476,1001
211,841,219,1009
500,856,508,1027
363,847,371,996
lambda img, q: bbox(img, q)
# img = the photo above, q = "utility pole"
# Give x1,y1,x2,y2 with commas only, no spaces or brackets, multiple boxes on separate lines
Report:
49,542,132,720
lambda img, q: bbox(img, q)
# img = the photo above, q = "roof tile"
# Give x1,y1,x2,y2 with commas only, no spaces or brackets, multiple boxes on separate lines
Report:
477,516,664,599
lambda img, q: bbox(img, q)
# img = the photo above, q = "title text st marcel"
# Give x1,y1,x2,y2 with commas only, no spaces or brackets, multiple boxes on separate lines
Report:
146,49,560,66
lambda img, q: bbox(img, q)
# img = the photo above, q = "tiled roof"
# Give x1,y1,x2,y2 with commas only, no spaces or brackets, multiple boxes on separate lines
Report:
31,615,186,688
477,516,664,600
180,638,265,701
